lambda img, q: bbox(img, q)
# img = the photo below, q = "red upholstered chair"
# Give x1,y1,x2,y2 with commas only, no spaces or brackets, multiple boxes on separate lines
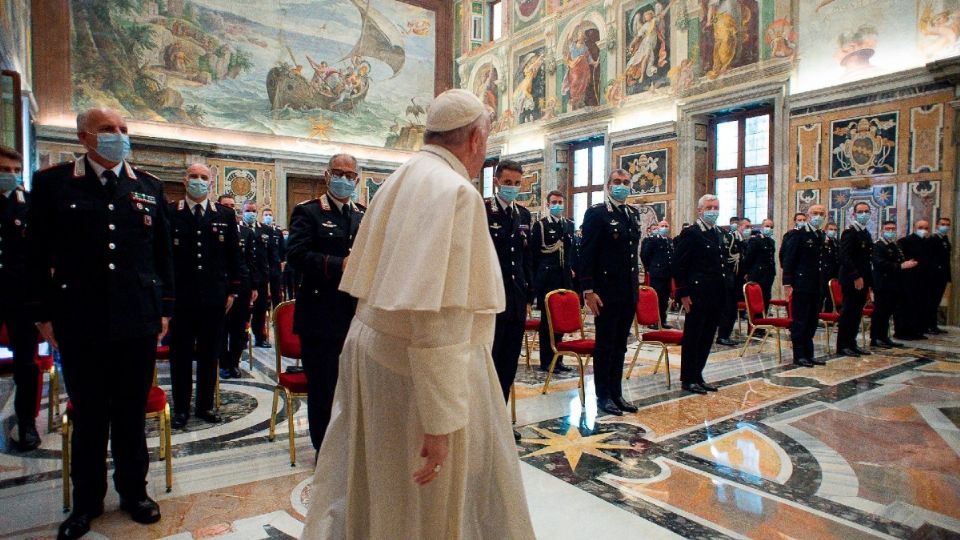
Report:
626,286,677,387
269,300,306,466
523,315,539,368
736,301,747,336
740,282,791,364
61,369,172,511
828,278,869,347
667,278,684,330
246,321,256,370
769,298,789,317
0,325,60,431
541,289,593,405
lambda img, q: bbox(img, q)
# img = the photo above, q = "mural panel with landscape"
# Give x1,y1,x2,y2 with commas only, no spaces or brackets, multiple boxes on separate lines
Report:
70,0,436,148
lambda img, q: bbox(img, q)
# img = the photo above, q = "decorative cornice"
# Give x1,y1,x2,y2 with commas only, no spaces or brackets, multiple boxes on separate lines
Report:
610,121,678,148
502,149,544,164
788,66,939,111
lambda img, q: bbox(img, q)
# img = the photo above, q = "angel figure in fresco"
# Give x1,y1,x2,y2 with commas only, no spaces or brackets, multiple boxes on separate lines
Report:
702,0,752,79
478,66,500,121
514,52,544,123
625,1,671,87
919,3,960,59
561,28,601,110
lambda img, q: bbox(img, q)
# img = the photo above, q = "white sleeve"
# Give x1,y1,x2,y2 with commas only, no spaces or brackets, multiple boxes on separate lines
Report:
406,307,474,435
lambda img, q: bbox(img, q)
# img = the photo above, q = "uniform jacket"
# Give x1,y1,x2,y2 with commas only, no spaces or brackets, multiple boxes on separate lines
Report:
168,199,241,308
822,236,840,281
872,239,905,291
897,233,929,288
26,156,174,343
0,188,30,304
287,194,365,337
244,222,270,286
255,222,282,278
579,201,642,305
839,224,873,287
673,219,727,299
742,235,776,285
640,234,674,280
237,223,256,289
485,197,533,319
720,227,745,284
929,233,952,283
780,226,823,294
530,215,574,297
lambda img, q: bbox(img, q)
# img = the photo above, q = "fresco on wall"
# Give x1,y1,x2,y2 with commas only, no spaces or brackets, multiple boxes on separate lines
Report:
764,17,797,58
473,63,501,120
625,1,671,95
830,112,898,179
625,200,667,232
620,148,669,195
362,170,391,205
513,47,546,124
514,0,546,33
0,0,31,86
559,19,602,111
70,0,435,148
919,0,960,59
908,180,940,226
698,0,759,79
517,162,544,218
796,188,820,214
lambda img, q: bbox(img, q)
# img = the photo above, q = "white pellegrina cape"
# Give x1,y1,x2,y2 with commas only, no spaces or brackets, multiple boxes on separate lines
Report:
300,144,536,540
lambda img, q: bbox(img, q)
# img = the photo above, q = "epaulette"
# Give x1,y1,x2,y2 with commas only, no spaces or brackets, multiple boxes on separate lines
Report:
592,202,606,208
36,160,74,174
14,188,26,204
354,202,366,211
296,198,320,206
132,166,160,182
177,200,185,211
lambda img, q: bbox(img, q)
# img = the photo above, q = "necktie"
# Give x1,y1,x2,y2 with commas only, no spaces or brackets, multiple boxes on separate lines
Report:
103,170,118,196
194,204,203,221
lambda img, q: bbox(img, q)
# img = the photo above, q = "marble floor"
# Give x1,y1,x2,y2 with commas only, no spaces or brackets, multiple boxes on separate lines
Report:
1,317,958,539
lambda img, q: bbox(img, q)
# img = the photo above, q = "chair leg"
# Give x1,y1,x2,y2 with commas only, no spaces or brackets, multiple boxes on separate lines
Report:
541,353,562,394
157,412,165,461
62,415,71,512
573,354,585,406
510,384,516,424
652,344,666,375
664,350,671,389
215,370,221,410
739,327,757,358
523,332,531,367
626,343,642,379
775,329,783,364
47,367,58,432
248,328,255,371
268,387,280,442
285,389,296,467
164,405,173,492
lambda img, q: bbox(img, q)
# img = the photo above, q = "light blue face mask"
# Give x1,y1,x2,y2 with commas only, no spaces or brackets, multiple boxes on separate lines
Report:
702,210,720,226
762,226,774,237
499,185,520,203
95,132,131,163
938,225,950,235
882,230,896,242
610,184,631,202
795,221,806,229
263,214,273,226
915,229,928,238
855,211,870,225
186,178,209,199
243,211,257,225
328,175,356,199
0,172,20,192
826,229,837,239
549,204,564,217
809,215,825,229
658,226,669,236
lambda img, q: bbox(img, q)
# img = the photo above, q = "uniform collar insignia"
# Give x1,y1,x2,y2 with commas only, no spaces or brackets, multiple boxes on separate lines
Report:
72,159,86,178
609,219,619,226
124,161,136,180
321,221,337,228
15,190,25,204
177,200,185,211
490,222,502,229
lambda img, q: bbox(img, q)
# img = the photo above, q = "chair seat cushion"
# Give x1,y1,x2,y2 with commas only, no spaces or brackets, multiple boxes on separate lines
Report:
0,354,54,375
556,339,595,354
155,345,171,361
641,330,684,344
279,371,309,393
770,299,789,307
524,319,541,331
146,386,167,413
863,307,874,316
819,313,840,322
753,317,792,328
737,301,746,310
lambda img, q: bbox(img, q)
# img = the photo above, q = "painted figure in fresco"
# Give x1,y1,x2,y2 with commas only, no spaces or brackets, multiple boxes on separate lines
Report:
477,65,500,120
562,28,601,110
919,3,960,59
625,2,670,88
764,18,797,58
701,0,756,80
514,51,545,123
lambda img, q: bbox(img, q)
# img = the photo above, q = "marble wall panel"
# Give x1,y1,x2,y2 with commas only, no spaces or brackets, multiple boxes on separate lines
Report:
909,102,944,174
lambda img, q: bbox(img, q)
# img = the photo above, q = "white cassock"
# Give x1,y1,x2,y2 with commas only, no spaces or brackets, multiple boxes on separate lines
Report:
301,144,536,540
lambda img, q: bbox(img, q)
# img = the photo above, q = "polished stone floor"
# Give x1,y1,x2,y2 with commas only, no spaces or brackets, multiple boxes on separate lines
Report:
1,315,958,539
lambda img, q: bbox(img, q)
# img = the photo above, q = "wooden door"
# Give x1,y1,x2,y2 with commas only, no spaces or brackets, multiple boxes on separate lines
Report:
286,175,327,224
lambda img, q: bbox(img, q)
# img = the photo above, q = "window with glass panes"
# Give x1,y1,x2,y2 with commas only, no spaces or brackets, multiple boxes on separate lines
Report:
569,141,606,229
481,158,498,199
709,110,772,226
488,1,502,42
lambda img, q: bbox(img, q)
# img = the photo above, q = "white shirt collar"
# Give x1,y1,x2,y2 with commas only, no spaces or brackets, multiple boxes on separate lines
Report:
850,220,866,232
496,195,514,212
185,198,209,215
86,157,124,185
697,218,714,231
327,193,350,212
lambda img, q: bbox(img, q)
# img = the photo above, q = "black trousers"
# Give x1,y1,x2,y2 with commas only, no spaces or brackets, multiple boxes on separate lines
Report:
170,303,225,415
927,278,948,330
492,310,525,402
300,332,348,450
837,282,867,350
251,282,269,343
872,288,896,342
650,276,672,326
221,287,251,370
716,279,739,340
282,270,298,301
269,273,283,307
592,301,634,401
757,279,773,314
680,286,724,384
59,336,155,511
790,290,820,360
897,274,927,337
0,299,39,427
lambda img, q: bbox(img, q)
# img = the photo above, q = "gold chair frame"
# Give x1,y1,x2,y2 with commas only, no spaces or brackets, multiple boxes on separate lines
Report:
267,300,306,467
541,289,590,406
739,281,786,364
625,286,672,388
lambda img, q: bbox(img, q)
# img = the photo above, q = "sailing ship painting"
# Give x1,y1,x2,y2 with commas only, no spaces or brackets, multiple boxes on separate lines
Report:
70,0,435,148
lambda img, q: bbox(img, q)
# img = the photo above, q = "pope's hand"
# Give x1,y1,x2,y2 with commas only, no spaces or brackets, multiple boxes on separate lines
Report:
413,433,449,486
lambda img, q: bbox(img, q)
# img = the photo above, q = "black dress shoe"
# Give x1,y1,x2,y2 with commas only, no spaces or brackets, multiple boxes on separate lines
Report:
196,409,222,423
229,367,243,378
613,397,638,413
513,430,521,442
810,358,827,365
870,340,891,349
255,341,272,348
839,347,861,357
794,358,815,367
682,383,707,395
661,323,675,330
881,339,903,348
698,382,719,392
553,364,574,373
929,327,946,335
597,398,624,416
716,337,737,347
120,496,161,524
853,346,872,356
58,506,103,539
171,412,188,429
18,425,41,451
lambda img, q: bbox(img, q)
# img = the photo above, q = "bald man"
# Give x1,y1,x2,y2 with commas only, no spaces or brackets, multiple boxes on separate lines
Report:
167,164,242,429
780,205,828,366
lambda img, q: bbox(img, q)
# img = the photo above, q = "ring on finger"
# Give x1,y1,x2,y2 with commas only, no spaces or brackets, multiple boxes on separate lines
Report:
433,464,441,473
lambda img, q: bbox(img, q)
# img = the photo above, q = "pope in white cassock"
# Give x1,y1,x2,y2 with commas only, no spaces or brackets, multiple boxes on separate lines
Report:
300,89,536,539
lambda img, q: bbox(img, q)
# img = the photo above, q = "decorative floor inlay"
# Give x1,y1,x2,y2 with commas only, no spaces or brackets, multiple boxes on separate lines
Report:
774,355,912,385
683,426,793,484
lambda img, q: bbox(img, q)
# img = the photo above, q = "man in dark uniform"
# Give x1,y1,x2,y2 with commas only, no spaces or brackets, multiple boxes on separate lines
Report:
674,194,726,394
927,217,952,333
485,160,533,401
27,108,172,537
281,228,298,300
821,222,840,312
580,169,642,416
0,145,40,451
837,202,874,356
167,164,241,429
742,218,777,314
243,201,274,348
872,221,915,348
287,153,364,451
530,189,574,373
715,216,745,345
781,205,828,366
218,195,261,379
640,219,675,329
896,220,931,340
262,207,284,306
